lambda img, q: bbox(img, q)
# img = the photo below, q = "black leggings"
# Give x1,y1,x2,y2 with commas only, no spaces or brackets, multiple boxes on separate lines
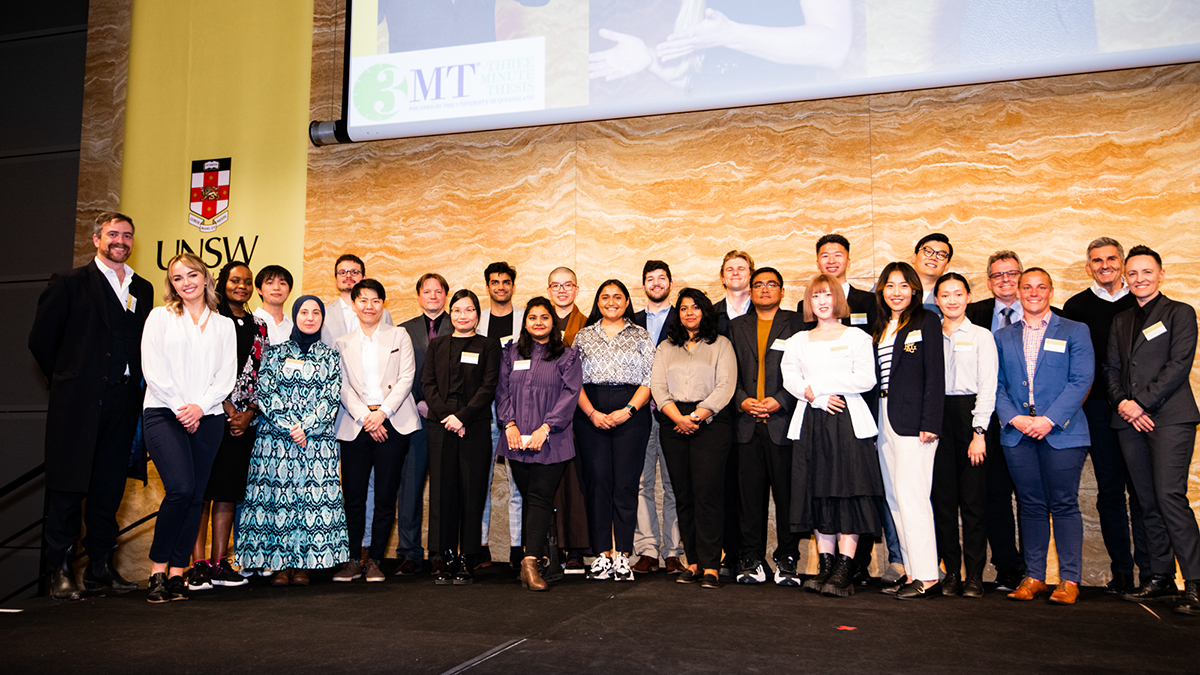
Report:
510,460,569,558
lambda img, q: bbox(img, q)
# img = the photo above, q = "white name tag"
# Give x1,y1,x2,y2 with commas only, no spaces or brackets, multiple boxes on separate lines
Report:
771,339,787,352
514,359,531,371
1143,321,1167,341
500,336,515,346
830,344,848,352
954,341,973,352
905,330,922,344
126,295,137,312
461,351,480,365
520,435,533,448
1044,338,1067,353
284,358,304,373
850,313,868,325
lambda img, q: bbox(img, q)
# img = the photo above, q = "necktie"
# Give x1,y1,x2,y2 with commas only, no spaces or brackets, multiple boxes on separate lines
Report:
429,318,437,340
1000,307,1013,328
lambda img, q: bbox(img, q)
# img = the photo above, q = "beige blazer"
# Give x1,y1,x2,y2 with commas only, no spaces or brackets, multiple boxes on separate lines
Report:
334,324,420,441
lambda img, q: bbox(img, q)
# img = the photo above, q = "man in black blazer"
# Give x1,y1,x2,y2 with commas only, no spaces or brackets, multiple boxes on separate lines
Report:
796,233,876,331
963,250,1028,591
630,260,683,574
731,267,801,586
29,212,153,600
1103,246,1200,614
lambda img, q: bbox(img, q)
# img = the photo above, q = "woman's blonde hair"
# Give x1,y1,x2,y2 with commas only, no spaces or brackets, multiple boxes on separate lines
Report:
163,252,219,315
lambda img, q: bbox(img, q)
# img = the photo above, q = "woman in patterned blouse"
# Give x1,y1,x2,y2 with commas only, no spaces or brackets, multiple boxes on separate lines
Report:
573,280,656,582
236,296,349,586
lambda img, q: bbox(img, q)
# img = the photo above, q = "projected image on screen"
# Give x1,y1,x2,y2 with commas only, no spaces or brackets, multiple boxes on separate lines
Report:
341,0,1200,143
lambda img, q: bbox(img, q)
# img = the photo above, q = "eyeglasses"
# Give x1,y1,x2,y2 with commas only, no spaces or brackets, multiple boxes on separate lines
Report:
336,269,363,278
751,281,781,290
920,246,951,262
988,270,1021,280
549,282,575,291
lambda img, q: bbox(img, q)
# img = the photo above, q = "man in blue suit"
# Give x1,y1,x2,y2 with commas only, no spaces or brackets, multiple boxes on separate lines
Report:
995,268,1094,605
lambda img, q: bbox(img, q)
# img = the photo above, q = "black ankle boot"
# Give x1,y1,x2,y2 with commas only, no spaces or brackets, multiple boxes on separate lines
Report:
1174,580,1200,616
435,550,457,585
803,553,835,593
454,553,474,586
83,546,138,594
821,554,857,597
48,546,82,601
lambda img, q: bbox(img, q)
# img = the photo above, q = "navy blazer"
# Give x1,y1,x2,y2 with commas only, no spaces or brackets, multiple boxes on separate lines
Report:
1102,294,1200,429
995,312,1094,448
633,306,678,346
875,309,944,437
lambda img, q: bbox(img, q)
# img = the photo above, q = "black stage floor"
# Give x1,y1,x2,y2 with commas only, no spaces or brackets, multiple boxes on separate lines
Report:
3,563,1199,674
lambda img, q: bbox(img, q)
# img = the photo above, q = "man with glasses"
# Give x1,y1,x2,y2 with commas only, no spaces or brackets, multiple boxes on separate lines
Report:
965,251,1027,592
1062,239,1144,594
548,267,587,346
322,254,394,346
912,234,954,317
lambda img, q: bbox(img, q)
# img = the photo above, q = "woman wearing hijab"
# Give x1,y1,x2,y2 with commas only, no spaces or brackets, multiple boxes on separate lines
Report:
236,295,349,586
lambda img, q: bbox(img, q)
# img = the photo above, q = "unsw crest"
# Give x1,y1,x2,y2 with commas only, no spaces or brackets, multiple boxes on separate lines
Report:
189,157,231,232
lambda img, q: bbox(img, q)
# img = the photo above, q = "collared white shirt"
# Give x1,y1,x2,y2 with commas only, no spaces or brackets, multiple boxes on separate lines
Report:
941,318,999,429
141,305,237,415
991,299,1024,333
725,294,751,320
253,306,293,346
1090,282,1129,303
339,298,359,336
360,329,385,409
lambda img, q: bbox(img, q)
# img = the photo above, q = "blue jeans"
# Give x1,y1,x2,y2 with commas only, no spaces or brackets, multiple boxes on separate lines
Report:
1005,438,1088,583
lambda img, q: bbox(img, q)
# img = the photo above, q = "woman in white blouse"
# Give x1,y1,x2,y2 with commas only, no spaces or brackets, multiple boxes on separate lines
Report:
781,274,881,598
932,273,997,599
141,252,236,603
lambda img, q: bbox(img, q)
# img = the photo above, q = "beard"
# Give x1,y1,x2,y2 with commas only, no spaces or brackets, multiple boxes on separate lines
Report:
102,244,131,263
645,287,670,303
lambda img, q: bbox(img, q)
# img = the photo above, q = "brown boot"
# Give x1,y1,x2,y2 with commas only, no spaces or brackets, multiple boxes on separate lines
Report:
520,557,548,592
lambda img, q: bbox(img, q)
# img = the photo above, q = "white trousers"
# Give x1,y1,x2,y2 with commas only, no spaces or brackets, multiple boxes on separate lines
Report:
877,399,940,581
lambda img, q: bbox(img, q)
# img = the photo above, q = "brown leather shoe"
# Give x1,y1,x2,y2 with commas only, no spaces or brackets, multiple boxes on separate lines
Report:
395,559,419,576
270,569,292,587
1049,580,1079,605
664,557,685,575
631,555,660,574
520,557,548,592
290,569,310,586
364,558,386,583
1007,577,1049,601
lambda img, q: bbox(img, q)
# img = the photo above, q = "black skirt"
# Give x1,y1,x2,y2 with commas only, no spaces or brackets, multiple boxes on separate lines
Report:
790,404,883,536
204,421,256,503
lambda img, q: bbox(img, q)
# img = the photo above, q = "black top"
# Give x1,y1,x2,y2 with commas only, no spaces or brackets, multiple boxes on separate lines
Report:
874,310,945,437
489,312,516,341
448,336,471,398
1130,294,1162,352
1060,288,1137,403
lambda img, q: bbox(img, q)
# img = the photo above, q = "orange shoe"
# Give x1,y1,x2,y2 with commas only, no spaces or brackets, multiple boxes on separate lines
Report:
1049,580,1080,605
1007,577,1049,601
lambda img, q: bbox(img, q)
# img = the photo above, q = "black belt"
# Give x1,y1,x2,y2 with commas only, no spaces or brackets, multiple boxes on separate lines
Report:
879,389,888,399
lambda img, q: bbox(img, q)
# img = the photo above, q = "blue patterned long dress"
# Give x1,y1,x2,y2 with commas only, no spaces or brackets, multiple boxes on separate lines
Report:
236,340,349,569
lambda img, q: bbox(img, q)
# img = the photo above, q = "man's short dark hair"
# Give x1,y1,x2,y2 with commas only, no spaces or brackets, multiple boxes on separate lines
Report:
915,232,954,261
351,278,386,302
816,233,850,255
255,264,293,290
484,261,517,285
642,260,672,282
1126,245,1162,268
94,211,134,237
751,267,783,287
416,272,449,294
335,253,365,276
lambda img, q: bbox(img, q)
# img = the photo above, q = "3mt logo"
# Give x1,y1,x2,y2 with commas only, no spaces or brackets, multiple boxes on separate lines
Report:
354,64,409,121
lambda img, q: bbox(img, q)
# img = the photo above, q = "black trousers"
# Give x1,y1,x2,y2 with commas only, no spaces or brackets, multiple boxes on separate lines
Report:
341,421,409,561
660,404,732,571
574,384,652,554
739,423,798,562
43,379,142,569
427,416,492,556
1118,423,1200,579
984,412,1025,575
1083,399,1147,577
933,395,988,578
143,409,224,568
723,440,741,566
510,459,568,558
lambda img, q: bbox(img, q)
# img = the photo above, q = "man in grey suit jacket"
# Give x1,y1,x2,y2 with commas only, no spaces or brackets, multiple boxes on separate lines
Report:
321,254,394,347
1103,246,1200,614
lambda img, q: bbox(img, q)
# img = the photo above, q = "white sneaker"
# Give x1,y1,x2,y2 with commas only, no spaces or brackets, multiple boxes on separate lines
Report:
737,559,767,585
586,553,613,580
612,553,634,582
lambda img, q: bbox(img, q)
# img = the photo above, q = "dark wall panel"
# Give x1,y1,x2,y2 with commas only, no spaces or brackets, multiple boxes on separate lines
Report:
0,32,87,157
0,282,55,410
0,2,89,39
0,153,80,281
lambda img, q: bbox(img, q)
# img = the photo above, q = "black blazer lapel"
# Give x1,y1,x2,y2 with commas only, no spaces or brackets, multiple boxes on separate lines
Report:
1131,295,1171,357
86,263,114,329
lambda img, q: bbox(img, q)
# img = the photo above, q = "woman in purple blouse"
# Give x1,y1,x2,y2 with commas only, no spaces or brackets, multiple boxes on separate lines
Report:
496,296,583,591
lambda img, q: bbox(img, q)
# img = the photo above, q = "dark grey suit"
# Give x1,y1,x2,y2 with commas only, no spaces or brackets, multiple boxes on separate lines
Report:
1104,294,1200,578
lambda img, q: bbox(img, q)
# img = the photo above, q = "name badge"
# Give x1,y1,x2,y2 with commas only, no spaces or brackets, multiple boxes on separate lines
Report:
500,336,515,346
1143,321,1167,341
1044,338,1067,353
954,341,973,352
770,339,787,352
830,344,848,352
461,351,480,365
850,313,868,325
905,330,922,344
520,435,533,448
514,359,532,371
284,357,305,373
126,295,137,312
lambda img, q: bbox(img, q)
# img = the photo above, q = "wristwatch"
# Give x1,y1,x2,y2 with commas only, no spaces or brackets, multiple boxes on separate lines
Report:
624,404,637,416
973,426,986,435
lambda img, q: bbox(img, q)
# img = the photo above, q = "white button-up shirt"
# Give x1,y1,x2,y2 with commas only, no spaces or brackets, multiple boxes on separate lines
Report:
253,306,293,346
141,305,237,415
339,298,360,335
1090,282,1129,303
941,318,999,429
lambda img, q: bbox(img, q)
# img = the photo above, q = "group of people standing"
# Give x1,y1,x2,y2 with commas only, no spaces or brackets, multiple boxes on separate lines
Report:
30,213,1200,616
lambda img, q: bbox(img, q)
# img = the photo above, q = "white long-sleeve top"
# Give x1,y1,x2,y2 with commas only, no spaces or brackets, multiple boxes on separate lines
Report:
941,317,999,429
780,327,878,440
141,305,238,415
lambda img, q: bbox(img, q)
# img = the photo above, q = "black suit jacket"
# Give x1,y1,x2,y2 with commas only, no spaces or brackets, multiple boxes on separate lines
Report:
401,312,452,403
422,334,501,426
633,306,678,346
875,309,944,437
965,299,996,332
729,310,800,445
1103,294,1200,429
796,283,877,331
715,297,752,338
28,262,154,491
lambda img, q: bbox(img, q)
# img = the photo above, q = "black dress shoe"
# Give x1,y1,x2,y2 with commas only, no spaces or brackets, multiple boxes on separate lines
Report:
700,573,720,589
1174,580,1200,616
1123,574,1178,602
48,548,83,602
880,575,908,595
1103,572,1136,594
676,568,699,584
83,547,139,594
166,575,190,601
961,575,984,598
896,580,941,600
454,556,474,585
994,570,1024,592
146,573,171,604
941,573,961,597
435,550,457,586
